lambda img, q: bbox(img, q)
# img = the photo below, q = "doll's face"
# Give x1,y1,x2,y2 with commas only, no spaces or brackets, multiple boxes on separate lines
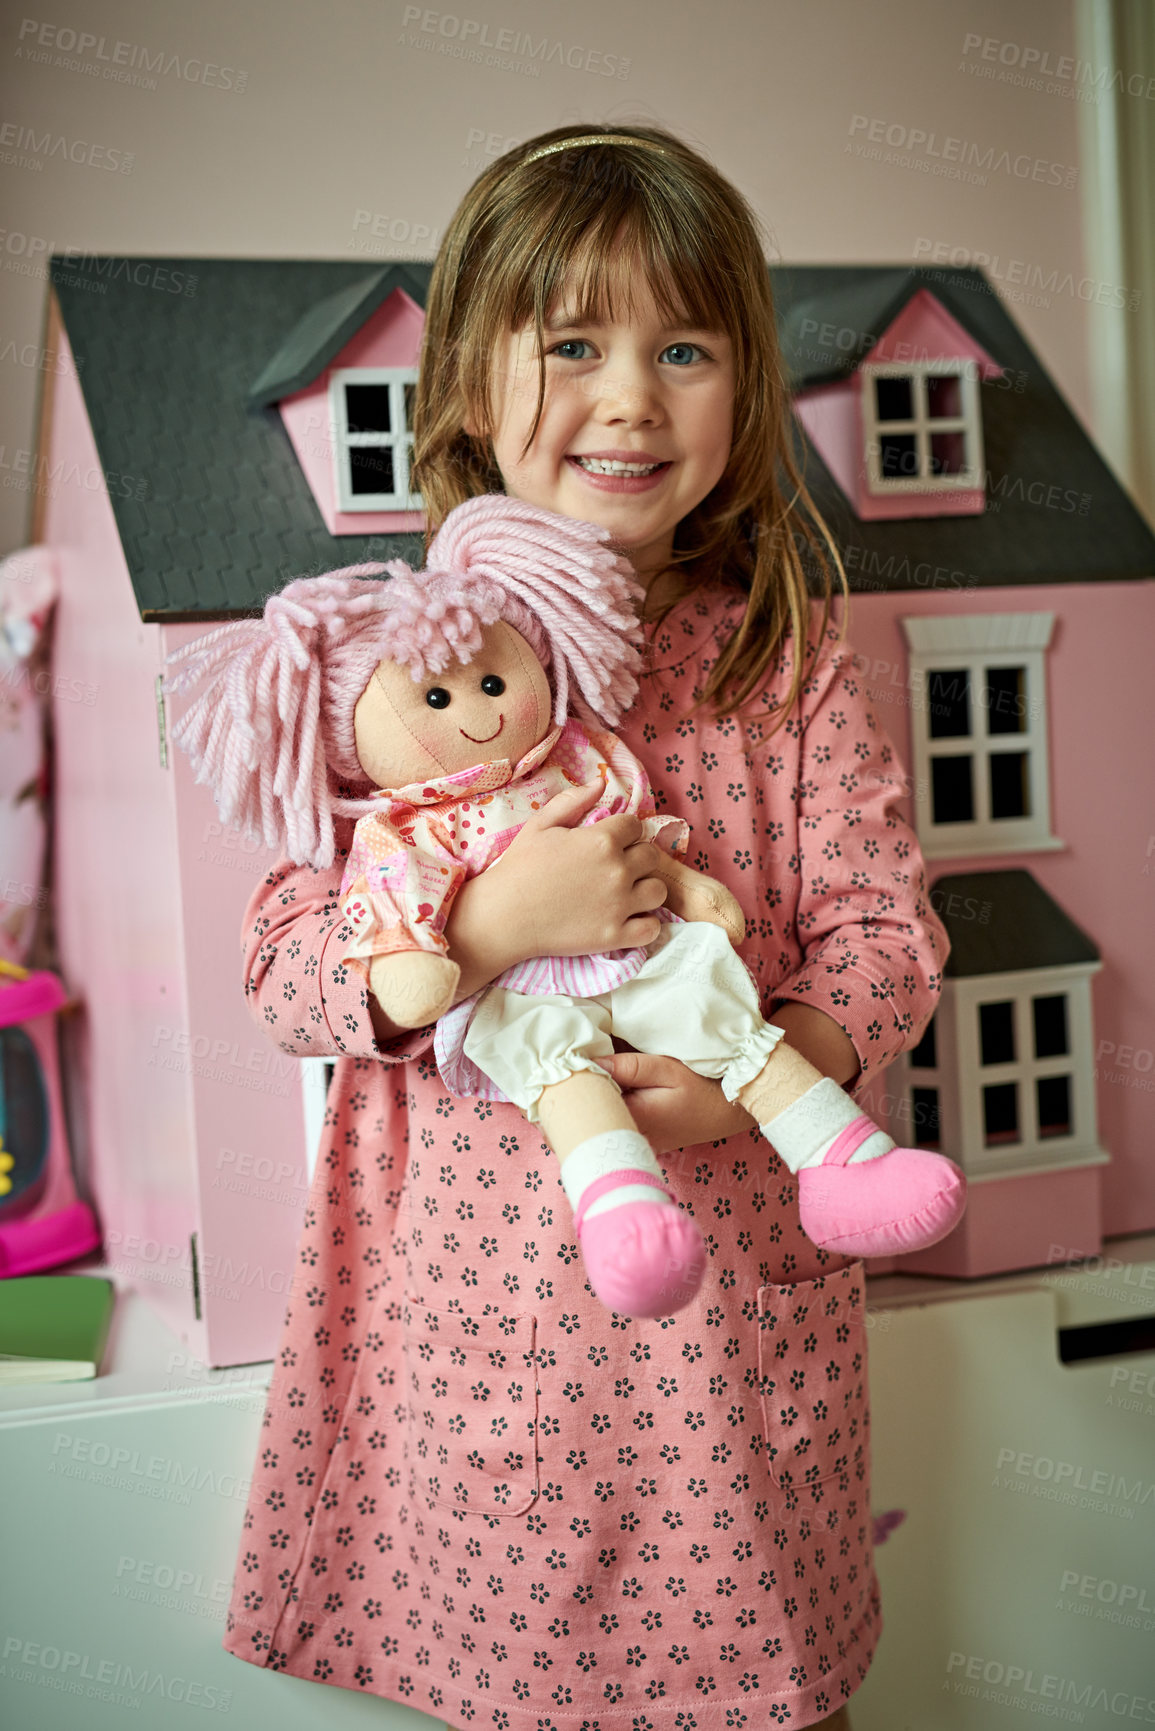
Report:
353,619,553,788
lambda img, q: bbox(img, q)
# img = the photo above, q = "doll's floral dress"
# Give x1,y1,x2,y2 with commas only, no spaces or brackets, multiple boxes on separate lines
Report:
222,588,948,1729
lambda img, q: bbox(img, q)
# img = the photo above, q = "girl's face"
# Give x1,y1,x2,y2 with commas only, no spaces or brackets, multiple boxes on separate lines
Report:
481,275,734,584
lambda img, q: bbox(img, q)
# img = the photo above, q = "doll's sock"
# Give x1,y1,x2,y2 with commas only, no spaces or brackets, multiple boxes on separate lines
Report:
560,1129,706,1319
559,1130,671,1223
759,1077,893,1173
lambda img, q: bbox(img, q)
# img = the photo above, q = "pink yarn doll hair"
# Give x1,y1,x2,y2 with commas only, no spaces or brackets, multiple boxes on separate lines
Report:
165,494,647,870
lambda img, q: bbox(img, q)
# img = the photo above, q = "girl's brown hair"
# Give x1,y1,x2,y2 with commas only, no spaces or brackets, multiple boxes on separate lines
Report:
411,122,848,727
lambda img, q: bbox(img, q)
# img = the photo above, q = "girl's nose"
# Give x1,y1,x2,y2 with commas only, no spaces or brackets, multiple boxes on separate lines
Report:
593,364,662,425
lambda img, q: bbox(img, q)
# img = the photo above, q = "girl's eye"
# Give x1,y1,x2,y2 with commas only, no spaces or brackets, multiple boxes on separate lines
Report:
550,339,594,361
425,688,451,710
480,675,505,697
661,342,705,366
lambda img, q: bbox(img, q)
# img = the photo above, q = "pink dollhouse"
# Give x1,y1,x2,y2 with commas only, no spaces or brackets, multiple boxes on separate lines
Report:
29,257,1155,1363
776,267,1155,1276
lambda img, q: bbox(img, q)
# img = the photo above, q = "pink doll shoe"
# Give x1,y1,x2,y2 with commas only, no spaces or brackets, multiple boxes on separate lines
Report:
796,1115,967,1258
574,1169,707,1319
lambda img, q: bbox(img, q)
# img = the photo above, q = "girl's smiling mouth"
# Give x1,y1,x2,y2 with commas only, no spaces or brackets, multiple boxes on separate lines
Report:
566,453,672,493
460,716,504,744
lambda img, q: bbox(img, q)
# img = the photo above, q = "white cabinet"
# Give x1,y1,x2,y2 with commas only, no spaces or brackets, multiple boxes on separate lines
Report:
856,1240,1155,1729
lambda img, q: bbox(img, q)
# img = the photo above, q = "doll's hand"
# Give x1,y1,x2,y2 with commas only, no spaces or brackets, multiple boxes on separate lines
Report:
654,856,745,945
368,951,461,1030
595,1051,756,1156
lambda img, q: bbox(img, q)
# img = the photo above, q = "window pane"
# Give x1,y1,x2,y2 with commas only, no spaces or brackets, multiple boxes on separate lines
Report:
989,751,1030,820
1037,1075,1072,1138
983,1081,1019,1145
931,754,974,824
985,666,1027,735
879,431,918,479
345,384,391,433
908,1017,937,1069
1033,995,1068,1059
349,445,395,496
875,376,913,420
926,374,962,417
911,1087,941,1150
929,430,967,475
979,1001,1016,1066
927,669,971,738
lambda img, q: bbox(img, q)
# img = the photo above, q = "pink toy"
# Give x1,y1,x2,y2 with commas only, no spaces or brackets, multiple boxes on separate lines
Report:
0,547,57,967
0,964,101,1277
167,495,965,1318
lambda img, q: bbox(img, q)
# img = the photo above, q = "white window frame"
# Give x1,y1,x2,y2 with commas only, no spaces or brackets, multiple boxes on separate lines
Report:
330,366,420,511
950,964,1106,1180
861,359,985,493
299,1056,336,1182
895,988,959,1162
901,612,1059,858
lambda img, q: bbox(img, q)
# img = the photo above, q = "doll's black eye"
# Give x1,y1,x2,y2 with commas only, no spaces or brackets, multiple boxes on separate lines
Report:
425,688,451,709
480,675,505,697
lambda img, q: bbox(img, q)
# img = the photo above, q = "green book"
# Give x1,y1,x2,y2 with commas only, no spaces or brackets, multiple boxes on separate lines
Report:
0,1275,115,1383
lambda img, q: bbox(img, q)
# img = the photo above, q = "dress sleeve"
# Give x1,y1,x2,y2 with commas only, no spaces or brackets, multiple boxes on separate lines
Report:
769,623,949,1088
241,826,433,1066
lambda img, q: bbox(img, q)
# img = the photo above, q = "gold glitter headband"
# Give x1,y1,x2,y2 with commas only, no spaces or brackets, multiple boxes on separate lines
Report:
522,134,669,164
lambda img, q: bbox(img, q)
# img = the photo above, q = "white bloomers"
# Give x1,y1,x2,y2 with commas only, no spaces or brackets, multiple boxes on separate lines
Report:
462,920,786,1122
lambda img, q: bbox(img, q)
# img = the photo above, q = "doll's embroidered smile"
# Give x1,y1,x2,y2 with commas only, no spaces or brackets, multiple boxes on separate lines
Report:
460,716,504,743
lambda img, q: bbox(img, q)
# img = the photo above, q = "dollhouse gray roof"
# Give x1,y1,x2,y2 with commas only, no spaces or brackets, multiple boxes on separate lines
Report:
774,265,1155,592
44,257,1155,621
932,869,1100,976
45,258,431,621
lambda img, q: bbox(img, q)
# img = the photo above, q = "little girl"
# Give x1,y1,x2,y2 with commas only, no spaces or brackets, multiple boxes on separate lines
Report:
221,126,948,1731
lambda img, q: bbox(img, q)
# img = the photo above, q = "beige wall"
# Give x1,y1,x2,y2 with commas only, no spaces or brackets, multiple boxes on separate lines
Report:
0,0,1118,557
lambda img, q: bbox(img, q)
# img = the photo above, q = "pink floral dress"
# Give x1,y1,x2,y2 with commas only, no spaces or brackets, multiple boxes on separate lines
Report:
222,589,948,1729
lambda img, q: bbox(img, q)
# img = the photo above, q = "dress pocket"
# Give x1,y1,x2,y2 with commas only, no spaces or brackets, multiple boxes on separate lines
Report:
401,1294,540,1516
756,1261,869,1498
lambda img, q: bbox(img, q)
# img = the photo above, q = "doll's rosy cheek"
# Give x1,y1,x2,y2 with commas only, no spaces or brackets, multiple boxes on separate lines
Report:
513,691,545,736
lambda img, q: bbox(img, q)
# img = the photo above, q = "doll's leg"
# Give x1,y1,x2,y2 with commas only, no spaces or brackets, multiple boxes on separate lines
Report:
462,989,706,1318
606,922,965,1259
732,1039,965,1257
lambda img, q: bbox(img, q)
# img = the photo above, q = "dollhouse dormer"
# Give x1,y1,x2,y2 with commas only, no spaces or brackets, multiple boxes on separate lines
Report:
248,263,430,538
785,283,1003,521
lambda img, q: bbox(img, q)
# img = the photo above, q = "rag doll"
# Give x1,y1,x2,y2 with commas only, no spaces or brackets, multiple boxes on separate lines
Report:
167,494,965,1319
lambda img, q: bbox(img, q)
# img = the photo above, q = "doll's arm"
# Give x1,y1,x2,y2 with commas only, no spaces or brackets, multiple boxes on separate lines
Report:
651,853,746,944
366,950,460,1031
584,721,747,944
340,813,469,1030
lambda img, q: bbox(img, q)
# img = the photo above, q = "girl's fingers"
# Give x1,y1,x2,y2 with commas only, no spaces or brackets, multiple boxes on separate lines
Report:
619,910,665,947
632,872,669,910
596,1051,679,1088
531,778,609,829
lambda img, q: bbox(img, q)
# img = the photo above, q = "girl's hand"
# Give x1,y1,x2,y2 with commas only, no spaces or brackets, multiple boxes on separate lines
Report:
594,1051,756,1155
443,779,669,999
